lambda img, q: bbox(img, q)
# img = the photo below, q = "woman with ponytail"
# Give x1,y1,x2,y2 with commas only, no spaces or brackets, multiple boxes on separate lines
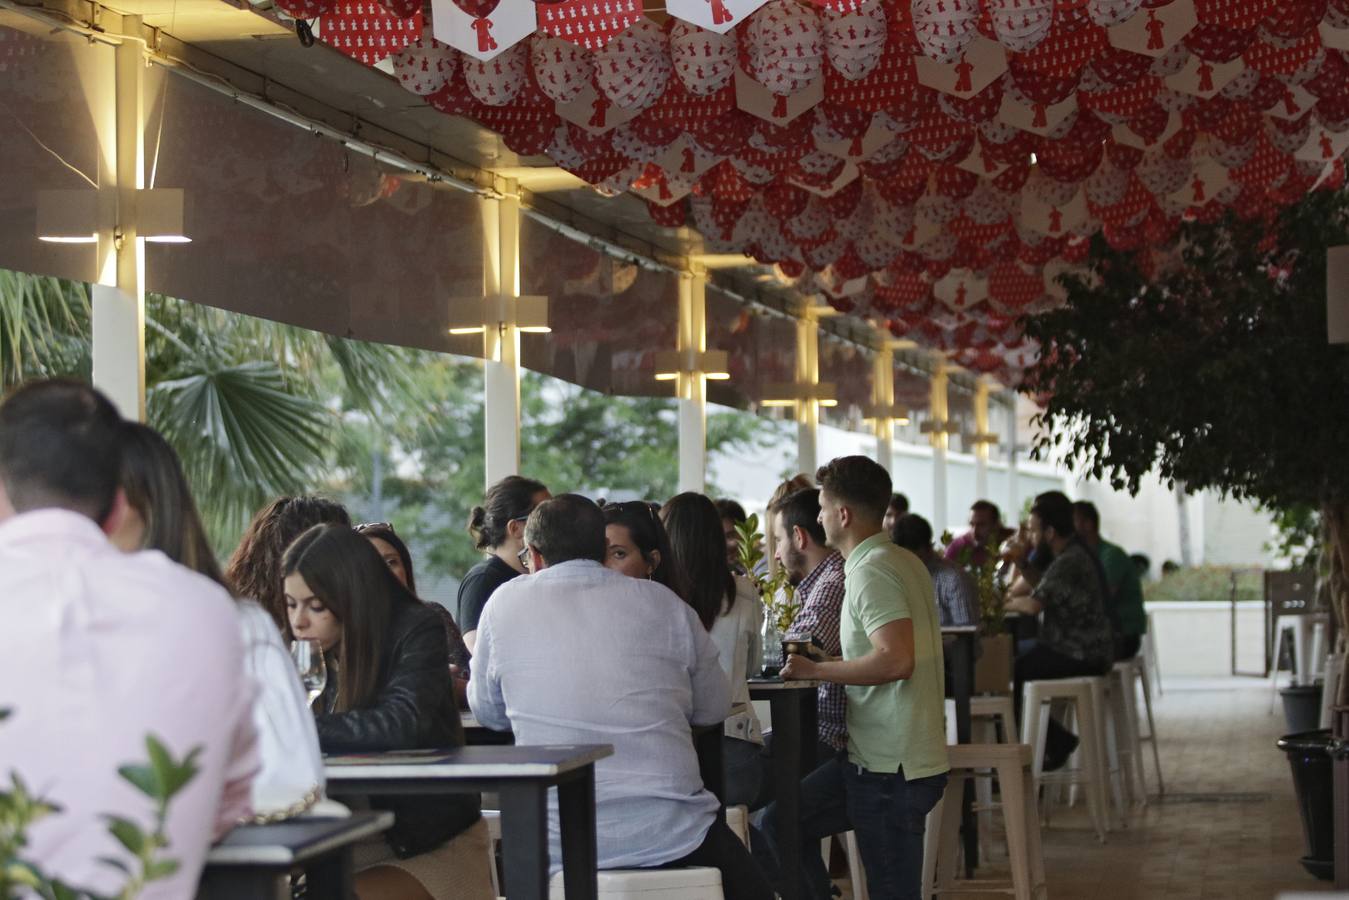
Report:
456,476,549,653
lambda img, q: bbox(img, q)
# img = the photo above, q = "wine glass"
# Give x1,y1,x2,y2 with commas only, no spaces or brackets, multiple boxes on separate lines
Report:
291,639,327,707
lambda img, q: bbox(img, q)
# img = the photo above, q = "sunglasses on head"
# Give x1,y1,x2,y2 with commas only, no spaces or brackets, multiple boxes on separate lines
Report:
355,522,395,534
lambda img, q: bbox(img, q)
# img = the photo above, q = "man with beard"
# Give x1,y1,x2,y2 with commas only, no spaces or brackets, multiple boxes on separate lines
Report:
753,486,848,900
1005,491,1114,771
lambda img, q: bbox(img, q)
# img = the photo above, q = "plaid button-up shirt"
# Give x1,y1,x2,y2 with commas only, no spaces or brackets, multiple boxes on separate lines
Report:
789,551,848,751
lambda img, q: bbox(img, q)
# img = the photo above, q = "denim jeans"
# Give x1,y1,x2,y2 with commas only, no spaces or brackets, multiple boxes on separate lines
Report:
842,764,948,900
723,735,767,810
751,748,850,900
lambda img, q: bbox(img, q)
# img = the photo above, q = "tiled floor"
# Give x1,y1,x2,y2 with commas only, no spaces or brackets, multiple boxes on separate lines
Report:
905,677,1339,899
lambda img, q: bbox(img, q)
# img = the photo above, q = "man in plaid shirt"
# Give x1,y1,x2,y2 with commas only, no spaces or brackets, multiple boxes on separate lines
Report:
752,486,850,900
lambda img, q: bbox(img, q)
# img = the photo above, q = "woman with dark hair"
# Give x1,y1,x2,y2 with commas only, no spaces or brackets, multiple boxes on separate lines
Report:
600,500,689,600
110,423,326,822
285,525,493,900
226,495,352,631
457,475,550,653
661,492,766,808
356,522,471,704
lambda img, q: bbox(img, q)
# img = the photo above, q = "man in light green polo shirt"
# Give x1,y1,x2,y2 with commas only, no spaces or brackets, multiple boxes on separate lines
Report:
781,455,949,900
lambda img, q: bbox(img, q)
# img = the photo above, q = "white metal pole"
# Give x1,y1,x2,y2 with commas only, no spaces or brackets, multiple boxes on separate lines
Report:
974,378,990,500
873,348,894,475
796,315,819,475
91,17,146,421
677,269,708,494
1006,394,1019,519
930,364,949,535
482,178,522,487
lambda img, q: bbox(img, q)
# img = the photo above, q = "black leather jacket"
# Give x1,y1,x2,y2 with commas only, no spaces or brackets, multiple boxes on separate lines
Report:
316,599,480,857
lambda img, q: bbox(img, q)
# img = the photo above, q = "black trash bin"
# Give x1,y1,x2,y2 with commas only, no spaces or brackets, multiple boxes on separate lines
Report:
1277,729,1335,881
1279,683,1323,734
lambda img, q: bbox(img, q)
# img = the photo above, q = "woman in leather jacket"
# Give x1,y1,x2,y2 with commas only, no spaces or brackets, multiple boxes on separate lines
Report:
283,524,493,900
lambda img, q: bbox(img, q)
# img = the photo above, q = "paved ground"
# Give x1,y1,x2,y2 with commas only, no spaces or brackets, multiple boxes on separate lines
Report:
844,676,1341,899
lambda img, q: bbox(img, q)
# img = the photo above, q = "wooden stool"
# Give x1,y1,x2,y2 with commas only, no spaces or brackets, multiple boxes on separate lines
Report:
925,744,1047,900
820,830,869,900
547,867,722,898
1022,677,1109,842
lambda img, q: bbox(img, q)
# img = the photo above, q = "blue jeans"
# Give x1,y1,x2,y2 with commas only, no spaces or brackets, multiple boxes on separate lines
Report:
843,764,948,900
751,749,850,900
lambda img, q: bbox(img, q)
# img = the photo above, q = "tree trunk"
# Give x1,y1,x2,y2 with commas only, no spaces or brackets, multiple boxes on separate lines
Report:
1327,500,1349,712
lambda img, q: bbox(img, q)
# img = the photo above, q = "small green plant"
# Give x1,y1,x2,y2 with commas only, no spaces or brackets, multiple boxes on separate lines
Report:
735,514,798,633
941,530,1005,633
0,711,200,900
1144,566,1263,604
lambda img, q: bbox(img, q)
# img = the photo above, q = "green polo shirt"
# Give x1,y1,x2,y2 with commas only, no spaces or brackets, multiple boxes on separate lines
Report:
1098,539,1147,637
841,532,950,778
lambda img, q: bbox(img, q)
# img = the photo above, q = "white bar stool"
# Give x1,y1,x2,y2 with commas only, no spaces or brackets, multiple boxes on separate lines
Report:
724,805,749,847
1021,676,1109,843
925,743,1047,900
1116,655,1163,797
970,694,1016,858
548,868,722,898
820,830,870,900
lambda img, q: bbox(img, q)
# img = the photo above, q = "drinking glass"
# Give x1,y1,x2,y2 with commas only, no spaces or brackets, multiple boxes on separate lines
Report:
291,639,327,707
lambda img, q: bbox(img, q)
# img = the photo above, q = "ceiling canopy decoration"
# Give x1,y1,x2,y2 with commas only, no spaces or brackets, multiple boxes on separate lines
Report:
299,0,1349,385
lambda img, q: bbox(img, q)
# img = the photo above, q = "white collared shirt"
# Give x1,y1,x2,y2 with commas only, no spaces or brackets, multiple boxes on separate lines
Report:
0,509,259,898
469,559,731,872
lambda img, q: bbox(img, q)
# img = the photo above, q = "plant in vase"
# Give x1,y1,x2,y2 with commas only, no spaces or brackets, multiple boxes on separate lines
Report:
1,709,200,900
940,530,1005,633
735,514,798,674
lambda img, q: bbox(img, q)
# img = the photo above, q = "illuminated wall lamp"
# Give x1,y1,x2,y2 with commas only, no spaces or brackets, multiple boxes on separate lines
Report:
36,188,190,244
653,348,730,382
863,404,912,428
448,294,550,335
761,381,838,409
918,418,952,435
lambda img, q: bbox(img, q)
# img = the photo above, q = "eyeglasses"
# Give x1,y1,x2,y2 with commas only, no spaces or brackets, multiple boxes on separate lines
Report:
517,544,533,571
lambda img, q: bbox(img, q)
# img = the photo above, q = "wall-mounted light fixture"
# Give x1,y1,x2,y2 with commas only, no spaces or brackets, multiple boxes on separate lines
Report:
448,294,550,335
37,188,190,244
761,381,838,409
653,348,730,382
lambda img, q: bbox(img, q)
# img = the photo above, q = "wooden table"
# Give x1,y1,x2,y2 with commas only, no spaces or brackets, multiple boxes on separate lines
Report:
325,745,612,900
198,811,393,899
749,678,820,900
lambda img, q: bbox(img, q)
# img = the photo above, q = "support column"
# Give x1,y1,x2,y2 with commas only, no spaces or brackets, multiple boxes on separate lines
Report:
482,178,522,487
930,363,949,535
677,269,708,494
796,314,820,475
1006,395,1019,518
974,378,990,501
91,17,146,421
872,348,894,475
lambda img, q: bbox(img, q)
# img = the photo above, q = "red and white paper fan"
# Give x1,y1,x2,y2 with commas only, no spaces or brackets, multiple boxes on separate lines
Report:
746,0,824,95
823,1,887,81
989,0,1054,54
392,27,458,95
911,0,979,64
537,0,643,52
464,42,526,105
595,19,672,112
670,21,738,95
532,35,590,104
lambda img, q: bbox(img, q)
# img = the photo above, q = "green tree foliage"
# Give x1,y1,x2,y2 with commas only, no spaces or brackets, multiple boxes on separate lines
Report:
1020,189,1349,687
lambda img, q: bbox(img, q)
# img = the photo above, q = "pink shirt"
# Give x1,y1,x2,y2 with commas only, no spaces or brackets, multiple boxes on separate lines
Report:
0,509,258,898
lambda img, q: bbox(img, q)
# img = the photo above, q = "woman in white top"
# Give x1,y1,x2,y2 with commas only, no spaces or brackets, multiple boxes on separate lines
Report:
661,492,766,808
111,423,325,820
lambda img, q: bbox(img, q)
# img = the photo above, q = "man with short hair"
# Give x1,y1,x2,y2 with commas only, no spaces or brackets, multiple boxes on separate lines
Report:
469,494,773,897
781,457,948,900
891,513,980,629
0,379,258,898
1073,501,1147,661
882,492,909,537
944,499,1008,567
755,487,848,900
1005,491,1114,770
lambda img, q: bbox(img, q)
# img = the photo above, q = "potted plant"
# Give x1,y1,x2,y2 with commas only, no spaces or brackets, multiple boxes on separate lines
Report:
735,514,798,675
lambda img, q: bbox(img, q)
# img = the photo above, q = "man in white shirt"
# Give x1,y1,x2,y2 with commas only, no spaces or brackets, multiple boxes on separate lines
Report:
0,379,258,898
469,493,773,898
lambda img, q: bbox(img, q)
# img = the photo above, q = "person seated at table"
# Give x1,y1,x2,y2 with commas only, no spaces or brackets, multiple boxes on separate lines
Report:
663,492,768,810
112,422,325,821
1003,491,1114,771
601,499,690,599
754,486,849,900
1072,501,1147,661
458,475,549,654
945,500,1013,567
469,494,773,898
882,491,909,537
356,521,471,704
713,497,750,573
226,494,352,632
890,513,980,630
284,524,493,900
0,379,257,897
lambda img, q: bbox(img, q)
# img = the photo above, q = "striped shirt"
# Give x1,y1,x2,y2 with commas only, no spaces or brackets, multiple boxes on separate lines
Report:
789,551,848,751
